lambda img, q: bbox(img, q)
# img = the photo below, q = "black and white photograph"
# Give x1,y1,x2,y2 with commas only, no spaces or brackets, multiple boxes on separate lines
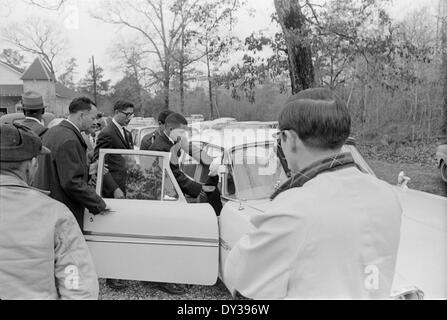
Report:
0,0,446,303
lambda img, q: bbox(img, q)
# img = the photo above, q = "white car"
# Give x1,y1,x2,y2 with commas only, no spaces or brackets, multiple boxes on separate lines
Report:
129,125,159,150
436,144,447,183
84,132,447,300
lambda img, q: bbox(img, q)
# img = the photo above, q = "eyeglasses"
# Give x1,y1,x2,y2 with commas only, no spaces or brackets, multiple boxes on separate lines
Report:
119,110,134,118
272,130,287,140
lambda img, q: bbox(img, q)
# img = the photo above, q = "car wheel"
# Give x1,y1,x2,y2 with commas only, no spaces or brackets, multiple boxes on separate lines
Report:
441,161,447,183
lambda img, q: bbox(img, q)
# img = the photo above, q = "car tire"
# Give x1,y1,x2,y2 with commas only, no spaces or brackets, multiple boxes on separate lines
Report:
441,161,447,183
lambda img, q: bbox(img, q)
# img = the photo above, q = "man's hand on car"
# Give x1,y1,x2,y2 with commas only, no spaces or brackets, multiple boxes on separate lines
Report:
99,205,114,215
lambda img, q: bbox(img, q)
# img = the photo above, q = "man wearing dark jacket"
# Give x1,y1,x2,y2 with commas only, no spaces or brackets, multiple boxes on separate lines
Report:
33,97,108,229
140,110,173,151
93,101,134,199
19,91,47,137
148,113,222,295
148,113,222,211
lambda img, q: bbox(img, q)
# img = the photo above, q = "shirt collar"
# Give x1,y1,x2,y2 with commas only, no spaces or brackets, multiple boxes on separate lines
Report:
0,172,51,195
163,130,175,144
65,119,81,133
270,152,361,200
112,118,124,131
25,117,44,125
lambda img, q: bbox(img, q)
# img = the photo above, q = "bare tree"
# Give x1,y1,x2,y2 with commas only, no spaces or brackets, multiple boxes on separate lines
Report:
0,0,14,18
112,40,148,114
93,0,200,110
191,0,240,119
2,16,68,75
274,0,315,93
442,0,447,137
24,0,67,10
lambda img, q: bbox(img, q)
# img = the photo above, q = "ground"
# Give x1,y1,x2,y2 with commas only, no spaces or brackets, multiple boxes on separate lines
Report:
98,150,447,300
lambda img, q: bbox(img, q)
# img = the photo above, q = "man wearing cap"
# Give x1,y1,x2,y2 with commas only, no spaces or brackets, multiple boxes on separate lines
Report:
0,123,99,299
33,97,109,229
19,91,48,137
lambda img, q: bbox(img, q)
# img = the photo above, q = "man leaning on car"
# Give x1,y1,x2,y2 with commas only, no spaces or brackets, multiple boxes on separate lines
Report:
0,123,99,300
224,88,403,300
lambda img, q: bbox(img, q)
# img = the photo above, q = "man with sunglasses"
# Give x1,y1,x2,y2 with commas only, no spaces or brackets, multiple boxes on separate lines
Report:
93,100,135,201
224,88,402,300
92,100,135,290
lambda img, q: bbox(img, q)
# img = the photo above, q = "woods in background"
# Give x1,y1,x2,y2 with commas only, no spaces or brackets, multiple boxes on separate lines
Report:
3,0,446,144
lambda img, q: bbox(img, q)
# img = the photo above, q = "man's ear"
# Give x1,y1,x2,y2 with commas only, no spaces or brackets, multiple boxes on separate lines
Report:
284,130,299,153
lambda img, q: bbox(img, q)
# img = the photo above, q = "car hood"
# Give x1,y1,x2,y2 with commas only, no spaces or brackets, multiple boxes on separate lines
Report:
392,187,447,299
243,188,447,299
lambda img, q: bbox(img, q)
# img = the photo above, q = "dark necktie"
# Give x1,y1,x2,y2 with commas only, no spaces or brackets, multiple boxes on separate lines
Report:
123,128,129,146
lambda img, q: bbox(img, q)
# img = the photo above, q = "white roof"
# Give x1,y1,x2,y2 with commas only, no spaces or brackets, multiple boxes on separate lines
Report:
191,128,277,150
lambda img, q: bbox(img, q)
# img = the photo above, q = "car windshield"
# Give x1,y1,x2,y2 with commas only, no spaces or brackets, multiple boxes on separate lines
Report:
341,145,375,176
229,143,288,200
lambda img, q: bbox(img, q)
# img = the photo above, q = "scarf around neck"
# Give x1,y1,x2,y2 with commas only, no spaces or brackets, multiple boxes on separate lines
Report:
270,152,363,200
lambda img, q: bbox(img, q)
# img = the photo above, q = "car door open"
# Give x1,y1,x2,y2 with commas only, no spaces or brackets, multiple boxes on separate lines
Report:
84,149,219,285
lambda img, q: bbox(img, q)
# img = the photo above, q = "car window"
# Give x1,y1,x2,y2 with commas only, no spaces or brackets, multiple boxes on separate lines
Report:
341,145,376,176
100,153,164,200
229,143,287,200
163,170,179,201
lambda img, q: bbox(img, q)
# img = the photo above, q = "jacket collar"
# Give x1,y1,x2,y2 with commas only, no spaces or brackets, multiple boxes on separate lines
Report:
0,172,51,195
270,152,363,200
111,120,130,148
60,120,87,149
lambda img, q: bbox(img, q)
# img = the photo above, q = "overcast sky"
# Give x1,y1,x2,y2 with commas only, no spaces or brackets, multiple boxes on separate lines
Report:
0,0,437,84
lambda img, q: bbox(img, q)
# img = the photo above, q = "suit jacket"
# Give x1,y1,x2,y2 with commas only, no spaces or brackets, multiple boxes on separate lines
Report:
33,120,106,228
20,118,47,137
93,121,134,197
140,130,160,151
148,132,203,198
224,167,402,300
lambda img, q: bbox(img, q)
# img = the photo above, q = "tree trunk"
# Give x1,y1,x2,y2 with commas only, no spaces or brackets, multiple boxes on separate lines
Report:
206,40,214,120
442,0,447,137
164,64,170,110
179,5,186,115
274,0,315,94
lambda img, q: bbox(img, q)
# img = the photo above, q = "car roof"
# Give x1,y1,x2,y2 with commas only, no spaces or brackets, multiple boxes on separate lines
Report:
191,128,277,150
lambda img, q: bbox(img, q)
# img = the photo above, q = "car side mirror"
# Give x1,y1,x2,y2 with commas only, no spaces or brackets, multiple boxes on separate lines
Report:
398,171,411,190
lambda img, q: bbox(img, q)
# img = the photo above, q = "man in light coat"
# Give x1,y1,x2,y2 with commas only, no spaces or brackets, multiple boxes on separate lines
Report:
0,123,99,299
223,88,402,300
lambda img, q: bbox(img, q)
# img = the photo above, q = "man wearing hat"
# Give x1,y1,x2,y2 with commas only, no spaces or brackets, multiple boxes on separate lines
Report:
19,91,48,137
0,123,99,299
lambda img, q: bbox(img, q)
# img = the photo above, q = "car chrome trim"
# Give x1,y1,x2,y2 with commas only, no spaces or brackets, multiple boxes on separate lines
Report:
84,231,219,246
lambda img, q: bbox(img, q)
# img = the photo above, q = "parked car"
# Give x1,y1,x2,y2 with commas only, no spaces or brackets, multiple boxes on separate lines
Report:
130,125,159,150
83,131,447,299
436,144,447,183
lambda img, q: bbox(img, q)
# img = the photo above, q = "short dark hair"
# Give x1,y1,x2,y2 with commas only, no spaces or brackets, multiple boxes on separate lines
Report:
165,113,188,127
158,110,174,125
114,100,135,112
69,97,95,114
278,88,351,150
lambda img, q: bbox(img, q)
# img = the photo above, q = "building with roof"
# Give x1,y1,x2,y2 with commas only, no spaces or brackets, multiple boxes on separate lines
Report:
0,57,78,116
